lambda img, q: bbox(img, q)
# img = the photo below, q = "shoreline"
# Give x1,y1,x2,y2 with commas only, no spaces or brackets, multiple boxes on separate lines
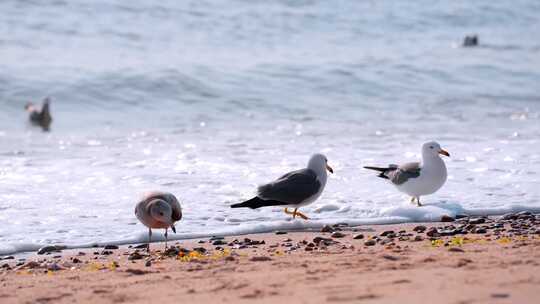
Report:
4,204,540,257
2,212,540,303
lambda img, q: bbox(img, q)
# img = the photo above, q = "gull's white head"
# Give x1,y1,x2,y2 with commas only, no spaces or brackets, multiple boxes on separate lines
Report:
308,153,334,174
422,141,450,158
149,199,173,224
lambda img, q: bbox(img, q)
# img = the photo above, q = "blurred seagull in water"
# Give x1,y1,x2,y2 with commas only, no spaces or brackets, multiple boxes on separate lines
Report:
135,191,182,251
25,97,52,131
231,153,333,220
364,141,449,206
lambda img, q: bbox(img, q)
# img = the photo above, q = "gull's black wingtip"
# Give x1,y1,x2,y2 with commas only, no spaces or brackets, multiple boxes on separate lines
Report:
231,197,260,209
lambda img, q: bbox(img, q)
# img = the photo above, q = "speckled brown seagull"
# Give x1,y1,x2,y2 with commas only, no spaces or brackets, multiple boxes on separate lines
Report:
135,191,182,251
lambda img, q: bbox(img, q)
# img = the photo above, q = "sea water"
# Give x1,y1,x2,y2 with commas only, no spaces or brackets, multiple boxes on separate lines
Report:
1,0,540,255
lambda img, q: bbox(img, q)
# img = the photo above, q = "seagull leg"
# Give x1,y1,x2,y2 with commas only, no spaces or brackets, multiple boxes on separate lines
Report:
410,197,416,204
293,208,309,220
147,228,152,252
416,197,422,207
164,228,168,249
284,207,294,218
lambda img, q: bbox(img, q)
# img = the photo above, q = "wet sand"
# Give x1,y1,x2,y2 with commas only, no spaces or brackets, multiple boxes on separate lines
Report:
1,213,540,304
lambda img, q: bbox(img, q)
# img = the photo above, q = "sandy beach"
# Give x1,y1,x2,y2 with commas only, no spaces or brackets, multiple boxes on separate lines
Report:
2,213,540,304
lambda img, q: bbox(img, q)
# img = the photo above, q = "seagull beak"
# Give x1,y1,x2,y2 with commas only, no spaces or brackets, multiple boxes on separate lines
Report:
326,164,334,174
171,225,176,233
438,149,450,157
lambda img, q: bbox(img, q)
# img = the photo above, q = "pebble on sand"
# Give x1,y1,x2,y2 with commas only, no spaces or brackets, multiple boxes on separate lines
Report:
364,239,376,246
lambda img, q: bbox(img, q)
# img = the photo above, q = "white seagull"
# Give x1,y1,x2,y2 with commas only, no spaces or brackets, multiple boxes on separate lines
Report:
231,153,333,220
364,141,449,206
135,191,182,251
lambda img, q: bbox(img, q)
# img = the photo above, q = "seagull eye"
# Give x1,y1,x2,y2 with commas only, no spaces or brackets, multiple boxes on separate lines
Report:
430,146,434,149
159,212,164,216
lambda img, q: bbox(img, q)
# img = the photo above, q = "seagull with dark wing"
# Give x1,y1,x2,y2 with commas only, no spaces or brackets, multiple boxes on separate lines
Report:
25,97,52,131
231,153,333,220
364,141,450,206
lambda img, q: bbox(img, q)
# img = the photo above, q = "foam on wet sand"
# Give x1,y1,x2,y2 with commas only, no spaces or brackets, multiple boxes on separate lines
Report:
2,213,540,304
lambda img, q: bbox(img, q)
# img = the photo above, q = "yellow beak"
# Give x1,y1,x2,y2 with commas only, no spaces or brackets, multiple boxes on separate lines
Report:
438,149,450,157
326,164,334,174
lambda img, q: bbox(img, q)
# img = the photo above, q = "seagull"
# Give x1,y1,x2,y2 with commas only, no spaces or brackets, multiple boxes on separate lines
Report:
135,191,182,251
231,153,333,220
25,97,52,131
364,141,450,206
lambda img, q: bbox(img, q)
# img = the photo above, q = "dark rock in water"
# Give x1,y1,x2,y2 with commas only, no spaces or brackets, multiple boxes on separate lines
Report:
210,236,224,241
101,250,113,255
413,225,427,233
469,218,485,225
275,231,287,235
380,230,395,237
448,247,464,253
502,213,517,220
134,244,148,249
331,232,346,238
37,245,67,255
1,263,10,269
1,256,14,260
463,35,478,47
441,215,455,222
364,239,376,246
305,247,313,251
321,225,335,233
212,240,227,246
104,245,119,250
72,258,81,264
455,214,469,219
414,235,424,242
353,234,364,240
145,260,152,267
250,256,272,262
426,227,440,237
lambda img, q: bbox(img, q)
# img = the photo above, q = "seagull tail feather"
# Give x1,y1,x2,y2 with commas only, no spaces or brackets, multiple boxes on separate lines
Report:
363,166,388,172
230,197,284,209
363,166,390,180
